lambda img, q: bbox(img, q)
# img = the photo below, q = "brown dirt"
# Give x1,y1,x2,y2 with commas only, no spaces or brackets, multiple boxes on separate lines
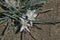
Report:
0,0,60,40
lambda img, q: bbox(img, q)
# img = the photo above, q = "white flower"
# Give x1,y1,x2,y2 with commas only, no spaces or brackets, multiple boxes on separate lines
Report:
21,9,37,28
19,18,32,32
26,9,37,20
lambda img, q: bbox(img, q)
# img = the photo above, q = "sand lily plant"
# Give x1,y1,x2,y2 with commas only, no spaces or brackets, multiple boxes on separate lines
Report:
19,17,31,32
0,0,54,40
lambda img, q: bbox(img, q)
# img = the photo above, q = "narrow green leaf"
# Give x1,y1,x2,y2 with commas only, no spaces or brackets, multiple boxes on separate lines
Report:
33,19,60,24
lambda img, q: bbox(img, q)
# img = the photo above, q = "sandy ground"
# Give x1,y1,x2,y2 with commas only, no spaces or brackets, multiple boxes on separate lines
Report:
0,0,60,40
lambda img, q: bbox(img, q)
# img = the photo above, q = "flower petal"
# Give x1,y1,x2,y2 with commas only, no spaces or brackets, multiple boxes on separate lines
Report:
26,9,37,20
33,14,37,17
30,21,33,26
19,17,24,22
25,27,30,32
26,10,35,17
20,26,25,32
